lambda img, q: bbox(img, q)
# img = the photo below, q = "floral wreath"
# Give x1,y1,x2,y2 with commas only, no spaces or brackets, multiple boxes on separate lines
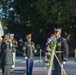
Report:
45,34,56,66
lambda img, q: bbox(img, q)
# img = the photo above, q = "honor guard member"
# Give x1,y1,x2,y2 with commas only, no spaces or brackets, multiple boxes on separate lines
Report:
54,28,69,75
23,33,36,75
10,34,18,69
1,34,13,75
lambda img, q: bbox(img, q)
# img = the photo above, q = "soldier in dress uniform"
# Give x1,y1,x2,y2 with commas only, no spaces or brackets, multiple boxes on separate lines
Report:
1,34,13,75
54,28,69,75
10,34,18,69
23,33,36,75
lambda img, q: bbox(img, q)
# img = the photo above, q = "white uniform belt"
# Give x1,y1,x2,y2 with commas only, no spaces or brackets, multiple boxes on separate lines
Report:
55,51,63,53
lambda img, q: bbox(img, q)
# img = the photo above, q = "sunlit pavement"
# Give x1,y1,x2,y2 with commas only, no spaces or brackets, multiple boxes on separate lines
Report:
0,57,76,75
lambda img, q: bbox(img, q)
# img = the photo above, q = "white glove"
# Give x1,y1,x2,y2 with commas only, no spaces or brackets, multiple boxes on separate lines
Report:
34,50,37,53
63,61,67,64
25,57,28,59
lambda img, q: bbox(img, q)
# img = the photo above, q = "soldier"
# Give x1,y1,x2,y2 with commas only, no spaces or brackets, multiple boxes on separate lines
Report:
1,34,13,75
54,28,69,75
10,34,17,69
23,33,36,75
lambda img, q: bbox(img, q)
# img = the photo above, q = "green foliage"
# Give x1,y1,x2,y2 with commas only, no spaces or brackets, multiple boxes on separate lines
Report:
46,40,56,66
1,0,76,29
1,0,76,56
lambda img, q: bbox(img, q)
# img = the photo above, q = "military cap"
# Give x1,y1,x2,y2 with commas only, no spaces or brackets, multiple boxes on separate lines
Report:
5,33,10,38
54,28,62,33
51,34,56,37
10,34,14,37
26,33,32,37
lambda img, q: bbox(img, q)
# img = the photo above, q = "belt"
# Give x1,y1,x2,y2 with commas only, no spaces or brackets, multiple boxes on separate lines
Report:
55,51,63,53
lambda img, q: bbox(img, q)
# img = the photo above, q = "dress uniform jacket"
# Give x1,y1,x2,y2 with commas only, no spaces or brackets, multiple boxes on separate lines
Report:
23,41,35,59
1,41,13,66
55,37,69,63
54,36,69,75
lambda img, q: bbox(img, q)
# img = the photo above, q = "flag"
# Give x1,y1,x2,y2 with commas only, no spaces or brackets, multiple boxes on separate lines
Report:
0,20,4,37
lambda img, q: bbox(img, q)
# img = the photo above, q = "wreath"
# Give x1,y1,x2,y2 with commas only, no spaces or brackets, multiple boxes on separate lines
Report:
45,34,56,66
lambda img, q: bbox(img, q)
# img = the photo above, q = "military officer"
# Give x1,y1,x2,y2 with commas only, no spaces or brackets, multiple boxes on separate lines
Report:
10,34,18,69
1,34,13,75
54,28,69,75
23,33,35,75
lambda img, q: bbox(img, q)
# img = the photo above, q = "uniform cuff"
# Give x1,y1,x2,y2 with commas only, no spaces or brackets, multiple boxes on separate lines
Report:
63,58,67,61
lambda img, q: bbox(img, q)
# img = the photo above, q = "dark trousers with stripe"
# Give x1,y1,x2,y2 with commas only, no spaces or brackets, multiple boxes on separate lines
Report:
54,56,62,75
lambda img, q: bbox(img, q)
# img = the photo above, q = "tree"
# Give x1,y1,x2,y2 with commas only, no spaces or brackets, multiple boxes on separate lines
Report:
1,0,76,55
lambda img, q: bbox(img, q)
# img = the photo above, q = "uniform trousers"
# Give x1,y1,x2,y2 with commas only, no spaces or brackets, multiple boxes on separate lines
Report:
26,59,33,75
2,65,11,75
11,52,16,68
54,56,62,75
